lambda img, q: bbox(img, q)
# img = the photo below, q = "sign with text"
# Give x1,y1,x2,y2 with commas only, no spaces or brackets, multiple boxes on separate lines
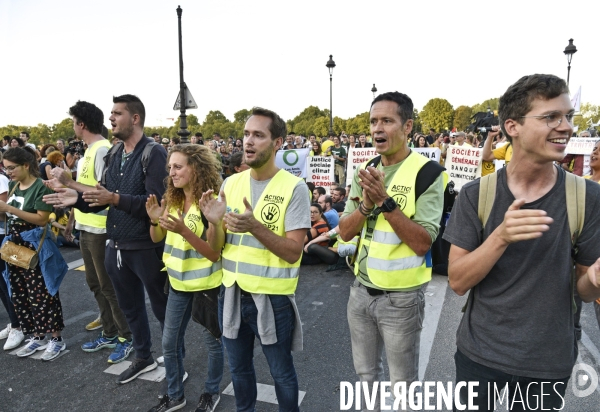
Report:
275,148,310,178
414,147,441,163
306,156,335,194
346,147,378,186
565,138,599,155
446,146,483,190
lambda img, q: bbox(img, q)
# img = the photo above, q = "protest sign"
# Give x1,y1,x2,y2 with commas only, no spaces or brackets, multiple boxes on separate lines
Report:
445,146,482,190
346,147,378,186
565,138,598,155
275,148,310,178
414,147,441,163
306,156,335,194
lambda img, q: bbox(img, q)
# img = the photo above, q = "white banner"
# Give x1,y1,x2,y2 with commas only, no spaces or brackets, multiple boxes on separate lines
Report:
446,146,483,190
306,156,335,194
346,147,378,186
275,148,310,178
565,138,599,155
413,147,441,163
583,155,591,177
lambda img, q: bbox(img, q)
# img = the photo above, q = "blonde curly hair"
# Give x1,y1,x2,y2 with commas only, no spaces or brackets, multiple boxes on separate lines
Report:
164,144,222,211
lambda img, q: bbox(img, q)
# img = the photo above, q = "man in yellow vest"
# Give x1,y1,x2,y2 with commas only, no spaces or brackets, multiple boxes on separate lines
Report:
50,101,133,363
205,107,310,411
339,92,444,410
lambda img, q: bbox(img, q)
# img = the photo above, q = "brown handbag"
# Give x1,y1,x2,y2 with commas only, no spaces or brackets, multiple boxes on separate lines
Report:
0,183,48,270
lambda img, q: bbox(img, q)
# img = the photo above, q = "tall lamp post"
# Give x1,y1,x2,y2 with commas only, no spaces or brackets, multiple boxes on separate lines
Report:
176,6,190,144
326,55,336,136
371,84,377,99
563,38,577,87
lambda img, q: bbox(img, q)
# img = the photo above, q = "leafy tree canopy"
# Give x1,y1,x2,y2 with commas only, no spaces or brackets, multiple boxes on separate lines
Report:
420,98,454,132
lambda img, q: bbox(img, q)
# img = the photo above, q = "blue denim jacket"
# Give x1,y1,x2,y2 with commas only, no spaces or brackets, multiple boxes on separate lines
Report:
2,226,68,297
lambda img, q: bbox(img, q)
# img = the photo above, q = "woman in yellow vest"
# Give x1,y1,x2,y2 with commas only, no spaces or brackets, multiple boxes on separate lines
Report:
145,144,224,412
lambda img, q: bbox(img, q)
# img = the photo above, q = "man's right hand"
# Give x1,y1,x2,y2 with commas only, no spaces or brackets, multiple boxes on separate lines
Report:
50,167,73,186
496,199,553,245
42,187,79,208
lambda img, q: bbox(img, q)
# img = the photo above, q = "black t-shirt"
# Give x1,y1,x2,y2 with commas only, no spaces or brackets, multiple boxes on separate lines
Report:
332,201,346,213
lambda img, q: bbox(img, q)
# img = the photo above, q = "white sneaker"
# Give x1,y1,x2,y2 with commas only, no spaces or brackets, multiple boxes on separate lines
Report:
41,337,66,361
4,328,24,350
157,355,164,363
16,336,48,357
0,324,10,340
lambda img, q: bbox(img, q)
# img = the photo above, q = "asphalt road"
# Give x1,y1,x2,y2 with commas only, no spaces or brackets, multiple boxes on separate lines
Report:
1,247,600,411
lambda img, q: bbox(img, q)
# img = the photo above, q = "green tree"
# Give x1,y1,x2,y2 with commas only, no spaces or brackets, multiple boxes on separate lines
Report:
199,110,236,139
288,106,328,136
419,98,454,132
51,118,75,141
311,116,330,137
345,112,370,135
471,98,499,115
412,109,422,134
573,102,600,134
233,109,252,137
453,105,473,131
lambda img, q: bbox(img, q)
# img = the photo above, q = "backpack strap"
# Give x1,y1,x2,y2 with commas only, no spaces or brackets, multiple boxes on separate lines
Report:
477,172,498,229
141,141,159,175
564,171,586,313
100,139,158,186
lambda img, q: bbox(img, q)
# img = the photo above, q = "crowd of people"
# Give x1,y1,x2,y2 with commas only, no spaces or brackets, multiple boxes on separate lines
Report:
1,73,599,412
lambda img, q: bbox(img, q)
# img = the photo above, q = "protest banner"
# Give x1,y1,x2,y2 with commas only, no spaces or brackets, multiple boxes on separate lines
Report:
583,155,591,176
346,147,378,186
445,146,482,190
275,148,310,178
565,138,598,155
414,147,441,163
306,156,335,194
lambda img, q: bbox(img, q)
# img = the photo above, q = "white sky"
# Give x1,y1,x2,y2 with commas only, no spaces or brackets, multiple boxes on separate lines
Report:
1,0,598,128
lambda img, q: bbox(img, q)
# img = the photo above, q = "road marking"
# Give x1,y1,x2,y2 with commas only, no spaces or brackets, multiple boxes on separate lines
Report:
223,382,306,406
419,274,448,381
63,310,97,327
104,362,166,382
67,258,85,270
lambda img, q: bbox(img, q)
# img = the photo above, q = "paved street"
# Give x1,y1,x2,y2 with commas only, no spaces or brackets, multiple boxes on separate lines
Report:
2,247,600,411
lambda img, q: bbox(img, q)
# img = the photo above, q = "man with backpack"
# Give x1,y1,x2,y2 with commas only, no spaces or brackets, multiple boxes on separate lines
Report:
44,95,168,384
444,74,600,410
339,91,445,410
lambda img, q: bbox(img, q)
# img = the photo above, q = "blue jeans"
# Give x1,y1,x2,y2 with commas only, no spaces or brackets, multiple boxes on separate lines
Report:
347,280,425,412
163,287,224,400
454,349,570,412
218,291,299,412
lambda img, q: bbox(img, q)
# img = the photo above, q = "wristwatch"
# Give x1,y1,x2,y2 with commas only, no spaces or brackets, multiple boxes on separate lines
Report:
379,197,397,213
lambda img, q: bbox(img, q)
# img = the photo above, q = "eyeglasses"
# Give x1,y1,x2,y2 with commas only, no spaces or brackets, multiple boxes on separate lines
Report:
519,111,576,128
4,165,21,172
310,210,320,214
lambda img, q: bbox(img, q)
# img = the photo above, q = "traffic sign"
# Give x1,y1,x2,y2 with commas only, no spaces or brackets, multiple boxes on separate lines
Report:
173,86,198,110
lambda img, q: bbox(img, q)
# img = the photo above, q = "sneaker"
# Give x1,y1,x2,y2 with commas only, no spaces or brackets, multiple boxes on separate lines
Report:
195,392,220,412
4,328,25,351
41,337,67,361
16,336,48,357
158,371,188,399
157,355,164,363
81,333,118,352
117,356,157,384
0,324,10,340
108,338,134,363
85,315,102,331
148,395,186,412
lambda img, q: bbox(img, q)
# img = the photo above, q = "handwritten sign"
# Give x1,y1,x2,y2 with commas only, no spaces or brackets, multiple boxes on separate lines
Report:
565,138,599,155
306,156,335,194
346,147,378,186
445,146,483,190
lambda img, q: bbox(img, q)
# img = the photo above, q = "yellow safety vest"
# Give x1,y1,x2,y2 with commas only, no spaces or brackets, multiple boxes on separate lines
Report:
74,140,111,228
163,203,222,292
222,169,302,294
356,152,432,289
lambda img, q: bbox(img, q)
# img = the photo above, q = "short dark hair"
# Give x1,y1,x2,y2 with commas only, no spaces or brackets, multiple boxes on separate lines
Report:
69,101,104,134
499,74,569,143
20,131,30,138
371,91,414,124
230,151,244,172
333,187,346,197
324,195,332,206
195,132,203,138
171,137,181,145
213,133,221,138
151,133,159,137
113,94,146,128
250,107,287,141
315,187,326,196
3,135,10,143
429,128,435,133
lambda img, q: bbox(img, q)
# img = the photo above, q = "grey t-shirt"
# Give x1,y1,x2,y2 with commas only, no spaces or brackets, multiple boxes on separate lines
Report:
220,172,311,233
443,167,600,379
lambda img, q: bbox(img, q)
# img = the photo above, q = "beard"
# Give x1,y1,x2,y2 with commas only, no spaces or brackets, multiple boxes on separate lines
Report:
246,141,274,169
113,122,134,140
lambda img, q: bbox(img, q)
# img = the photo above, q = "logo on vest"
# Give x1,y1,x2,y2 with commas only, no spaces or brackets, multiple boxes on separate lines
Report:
263,194,285,204
390,184,411,194
261,203,280,230
393,194,407,210
80,157,91,180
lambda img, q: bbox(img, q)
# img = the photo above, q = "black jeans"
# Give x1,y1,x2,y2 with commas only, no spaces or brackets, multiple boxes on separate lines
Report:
454,350,570,412
0,234,19,328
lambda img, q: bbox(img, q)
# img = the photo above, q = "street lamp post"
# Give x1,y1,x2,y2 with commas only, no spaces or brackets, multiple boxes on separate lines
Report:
371,84,377,99
326,55,336,136
563,38,577,87
176,6,190,144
